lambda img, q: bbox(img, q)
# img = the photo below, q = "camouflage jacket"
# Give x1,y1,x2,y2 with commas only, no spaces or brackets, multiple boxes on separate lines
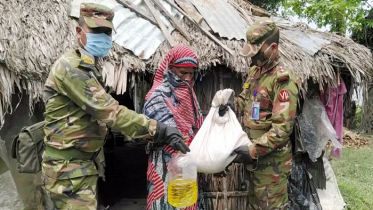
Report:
42,48,156,179
237,57,300,159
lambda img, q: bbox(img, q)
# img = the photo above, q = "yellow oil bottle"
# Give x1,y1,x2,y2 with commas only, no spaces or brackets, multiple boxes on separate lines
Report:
168,178,198,208
167,153,198,208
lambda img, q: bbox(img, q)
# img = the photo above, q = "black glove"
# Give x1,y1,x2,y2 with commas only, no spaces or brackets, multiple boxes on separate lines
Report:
230,145,253,164
154,122,190,154
218,103,230,117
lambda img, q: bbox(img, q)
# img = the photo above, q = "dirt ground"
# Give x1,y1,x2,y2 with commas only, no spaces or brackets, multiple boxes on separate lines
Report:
0,171,24,210
109,198,146,210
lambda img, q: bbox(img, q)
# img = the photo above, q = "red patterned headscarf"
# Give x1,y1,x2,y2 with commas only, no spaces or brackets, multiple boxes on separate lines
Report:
145,45,203,144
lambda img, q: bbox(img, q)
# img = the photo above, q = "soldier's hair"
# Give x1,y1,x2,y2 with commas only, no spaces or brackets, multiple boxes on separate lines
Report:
265,29,280,45
78,17,86,27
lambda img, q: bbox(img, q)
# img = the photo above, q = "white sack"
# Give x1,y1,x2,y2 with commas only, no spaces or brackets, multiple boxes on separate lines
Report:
187,89,251,174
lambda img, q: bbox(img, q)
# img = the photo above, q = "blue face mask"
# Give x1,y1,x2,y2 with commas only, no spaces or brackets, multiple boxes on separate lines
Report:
80,28,112,57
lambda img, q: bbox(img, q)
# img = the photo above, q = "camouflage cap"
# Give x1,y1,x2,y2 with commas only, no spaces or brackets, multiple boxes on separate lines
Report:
80,3,114,30
240,17,278,57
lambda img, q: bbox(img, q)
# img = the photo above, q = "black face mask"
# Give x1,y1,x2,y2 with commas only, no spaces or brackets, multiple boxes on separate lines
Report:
251,44,275,67
251,51,266,66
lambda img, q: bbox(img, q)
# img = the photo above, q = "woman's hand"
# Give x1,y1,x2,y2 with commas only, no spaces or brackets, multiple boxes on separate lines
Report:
182,134,190,144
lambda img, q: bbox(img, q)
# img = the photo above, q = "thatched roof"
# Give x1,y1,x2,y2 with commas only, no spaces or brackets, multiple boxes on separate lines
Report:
0,0,372,125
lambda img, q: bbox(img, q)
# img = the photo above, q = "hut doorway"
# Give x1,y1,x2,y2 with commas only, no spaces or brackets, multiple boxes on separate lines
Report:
98,74,153,208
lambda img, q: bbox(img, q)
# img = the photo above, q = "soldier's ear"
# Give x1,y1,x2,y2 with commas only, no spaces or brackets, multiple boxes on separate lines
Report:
271,43,278,54
271,43,278,50
76,26,82,38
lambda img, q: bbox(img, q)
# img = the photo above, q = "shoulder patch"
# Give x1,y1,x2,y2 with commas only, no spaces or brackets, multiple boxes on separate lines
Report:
78,48,95,70
276,66,289,83
278,89,290,102
82,56,94,64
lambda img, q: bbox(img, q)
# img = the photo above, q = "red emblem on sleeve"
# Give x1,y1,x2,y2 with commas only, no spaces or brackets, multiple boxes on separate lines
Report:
278,90,290,102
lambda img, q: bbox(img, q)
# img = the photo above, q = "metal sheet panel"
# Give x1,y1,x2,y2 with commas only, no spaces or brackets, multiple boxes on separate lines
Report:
281,29,331,56
71,0,182,59
189,0,247,40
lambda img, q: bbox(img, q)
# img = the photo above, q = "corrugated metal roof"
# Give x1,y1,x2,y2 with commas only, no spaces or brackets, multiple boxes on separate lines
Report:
189,0,247,41
281,29,331,56
71,0,182,59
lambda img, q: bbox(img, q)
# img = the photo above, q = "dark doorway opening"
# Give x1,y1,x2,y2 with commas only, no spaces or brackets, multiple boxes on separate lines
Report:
98,86,149,207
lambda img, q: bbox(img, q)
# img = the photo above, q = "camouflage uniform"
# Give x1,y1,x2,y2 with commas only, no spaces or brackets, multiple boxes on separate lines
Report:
238,17,300,210
42,4,157,210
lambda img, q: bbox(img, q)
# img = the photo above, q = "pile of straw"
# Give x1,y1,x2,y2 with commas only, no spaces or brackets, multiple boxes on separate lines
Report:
343,128,370,148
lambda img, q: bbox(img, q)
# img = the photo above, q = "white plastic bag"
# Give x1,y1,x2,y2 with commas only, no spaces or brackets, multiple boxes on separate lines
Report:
187,89,251,174
298,99,342,162
316,157,346,210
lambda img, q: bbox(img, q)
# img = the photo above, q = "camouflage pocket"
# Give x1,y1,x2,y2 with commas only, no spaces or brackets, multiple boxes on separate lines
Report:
44,175,98,209
255,181,288,205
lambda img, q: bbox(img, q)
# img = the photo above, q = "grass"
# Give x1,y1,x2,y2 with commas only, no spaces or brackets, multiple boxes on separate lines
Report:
331,141,373,210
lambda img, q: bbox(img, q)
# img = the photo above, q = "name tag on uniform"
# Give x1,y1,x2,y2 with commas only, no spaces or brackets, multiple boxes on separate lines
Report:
251,102,260,120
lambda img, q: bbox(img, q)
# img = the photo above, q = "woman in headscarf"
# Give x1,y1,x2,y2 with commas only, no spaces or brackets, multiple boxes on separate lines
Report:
143,45,204,210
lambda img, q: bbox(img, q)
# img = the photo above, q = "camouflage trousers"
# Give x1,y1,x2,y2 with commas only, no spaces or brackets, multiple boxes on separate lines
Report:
43,174,98,210
246,142,292,210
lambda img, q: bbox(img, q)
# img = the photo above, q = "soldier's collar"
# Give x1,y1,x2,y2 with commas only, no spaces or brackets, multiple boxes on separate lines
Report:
77,48,96,69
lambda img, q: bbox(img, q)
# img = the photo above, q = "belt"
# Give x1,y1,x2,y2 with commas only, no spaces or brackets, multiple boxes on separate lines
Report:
44,145,97,161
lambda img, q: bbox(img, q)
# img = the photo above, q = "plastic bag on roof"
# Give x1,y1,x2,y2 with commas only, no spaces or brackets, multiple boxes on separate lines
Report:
186,89,251,174
298,99,342,162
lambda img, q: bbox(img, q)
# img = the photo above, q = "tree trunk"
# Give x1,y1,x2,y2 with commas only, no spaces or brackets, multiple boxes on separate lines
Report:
361,83,373,132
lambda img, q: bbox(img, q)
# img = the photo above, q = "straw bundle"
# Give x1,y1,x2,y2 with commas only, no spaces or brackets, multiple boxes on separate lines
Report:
343,128,370,148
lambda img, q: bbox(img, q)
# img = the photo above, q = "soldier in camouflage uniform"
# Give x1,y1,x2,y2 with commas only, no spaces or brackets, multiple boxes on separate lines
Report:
231,17,300,210
42,3,189,210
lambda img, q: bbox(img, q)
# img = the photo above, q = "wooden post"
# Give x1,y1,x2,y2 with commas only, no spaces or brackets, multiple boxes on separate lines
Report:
219,67,224,90
144,0,176,47
134,77,139,113
117,0,158,26
223,177,228,210
175,0,204,24
164,0,235,55
152,0,192,41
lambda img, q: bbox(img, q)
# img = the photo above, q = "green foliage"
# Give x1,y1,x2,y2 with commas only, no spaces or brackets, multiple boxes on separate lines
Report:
282,0,372,35
249,0,285,13
352,104,362,130
352,9,373,45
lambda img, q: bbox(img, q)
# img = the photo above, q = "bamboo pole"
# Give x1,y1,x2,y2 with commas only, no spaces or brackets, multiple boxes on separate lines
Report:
203,191,249,197
117,0,158,26
144,0,176,47
201,163,249,210
164,0,235,55
175,0,203,24
152,0,192,41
